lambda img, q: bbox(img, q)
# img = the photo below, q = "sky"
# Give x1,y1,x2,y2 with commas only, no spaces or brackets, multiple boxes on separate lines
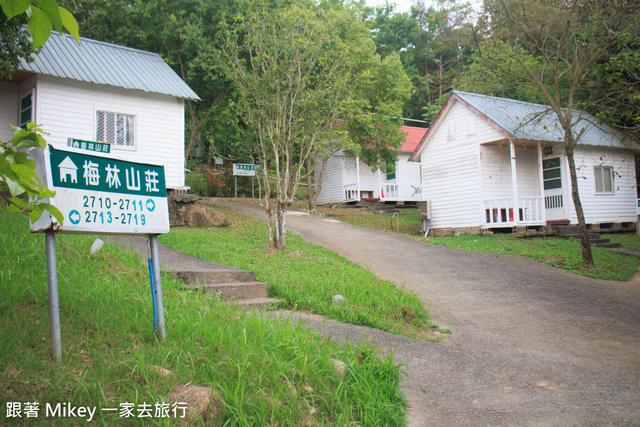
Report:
363,0,420,13
362,0,483,14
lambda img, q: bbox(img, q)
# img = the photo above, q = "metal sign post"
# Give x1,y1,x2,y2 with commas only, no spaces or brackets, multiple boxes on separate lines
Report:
149,235,166,340
233,163,256,199
31,144,171,359
45,231,62,362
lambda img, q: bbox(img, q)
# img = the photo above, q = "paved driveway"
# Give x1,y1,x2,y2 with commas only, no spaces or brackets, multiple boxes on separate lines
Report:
210,201,640,426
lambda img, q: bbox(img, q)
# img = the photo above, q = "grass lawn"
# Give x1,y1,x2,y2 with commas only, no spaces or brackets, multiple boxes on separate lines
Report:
425,234,639,281
0,209,407,425
159,208,436,340
319,206,423,235
603,233,640,250
319,206,639,281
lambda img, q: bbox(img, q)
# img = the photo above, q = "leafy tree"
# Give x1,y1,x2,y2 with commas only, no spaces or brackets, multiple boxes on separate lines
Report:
222,2,354,248
66,0,242,164
0,0,78,224
472,0,634,267
0,124,63,223
0,13,33,78
306,3,411,210
590,5,640,144
365,0,473,122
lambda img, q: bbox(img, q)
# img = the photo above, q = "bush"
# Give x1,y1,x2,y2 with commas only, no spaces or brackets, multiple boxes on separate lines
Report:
186,166,257,198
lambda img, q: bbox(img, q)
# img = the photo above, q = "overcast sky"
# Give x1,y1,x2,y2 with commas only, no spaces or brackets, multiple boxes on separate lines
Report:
362,0,482,14
363,0,428,14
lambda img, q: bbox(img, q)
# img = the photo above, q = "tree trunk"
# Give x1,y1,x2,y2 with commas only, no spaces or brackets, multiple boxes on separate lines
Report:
565,148,594,267
438,53,443,99
307,158,328,211
265,199,287,249
306,157,313,210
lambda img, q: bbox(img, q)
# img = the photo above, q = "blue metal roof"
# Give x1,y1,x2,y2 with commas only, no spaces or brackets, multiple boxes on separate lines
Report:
452,91,631,149
19,32,200,101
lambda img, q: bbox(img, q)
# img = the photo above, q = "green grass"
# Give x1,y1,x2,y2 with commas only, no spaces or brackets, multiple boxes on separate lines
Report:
159,209,435,340
603,233,640,250
320,207,639,281
320,207,423,235
426,234,639,281
0,209,407,425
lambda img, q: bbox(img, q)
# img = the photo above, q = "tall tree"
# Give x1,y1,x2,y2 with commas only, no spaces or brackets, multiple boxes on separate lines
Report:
66,0,242,164
365,0,473,122
472,0,634,267
590,5,640,145
308,3,412,211
222,2,352,248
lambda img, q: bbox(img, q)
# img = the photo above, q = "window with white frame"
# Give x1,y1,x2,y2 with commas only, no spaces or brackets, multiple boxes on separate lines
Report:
594,166,614,193
20,91,33,129
96,111,136,148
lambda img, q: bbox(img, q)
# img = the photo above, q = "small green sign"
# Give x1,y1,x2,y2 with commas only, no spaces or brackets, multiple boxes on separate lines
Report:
50,145,167,197
69,138,111,154
233,163,257,176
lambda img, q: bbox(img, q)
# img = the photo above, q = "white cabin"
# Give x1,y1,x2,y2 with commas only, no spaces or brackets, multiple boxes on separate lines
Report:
315,126,427,205
411,91,638,234
0,32,199,191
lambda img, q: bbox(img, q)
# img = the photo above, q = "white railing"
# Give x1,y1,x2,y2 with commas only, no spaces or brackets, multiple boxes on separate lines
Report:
484,196,545,226
381,184,399,200
344,183,359,201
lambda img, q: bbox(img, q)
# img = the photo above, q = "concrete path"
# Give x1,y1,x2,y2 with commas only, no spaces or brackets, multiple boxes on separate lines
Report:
210,200,640,426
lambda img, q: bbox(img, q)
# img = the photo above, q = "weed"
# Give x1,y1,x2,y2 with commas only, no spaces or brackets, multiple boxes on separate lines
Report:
159,208,435,339
0,209,407,425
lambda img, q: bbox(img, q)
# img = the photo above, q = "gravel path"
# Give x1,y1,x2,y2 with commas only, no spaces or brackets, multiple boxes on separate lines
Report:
210,201,640,426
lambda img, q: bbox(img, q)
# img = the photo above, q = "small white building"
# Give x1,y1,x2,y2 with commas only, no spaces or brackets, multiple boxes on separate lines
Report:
0,32,199,191
410,91,638,234
315,125,427,205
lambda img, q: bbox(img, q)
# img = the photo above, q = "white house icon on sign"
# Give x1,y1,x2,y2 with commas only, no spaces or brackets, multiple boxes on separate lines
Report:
58,156,78,183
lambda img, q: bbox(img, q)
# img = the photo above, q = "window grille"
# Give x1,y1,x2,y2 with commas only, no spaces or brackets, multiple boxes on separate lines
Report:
542,157,562,190
20,92,33,129
594,166,614,193
96,111,135,147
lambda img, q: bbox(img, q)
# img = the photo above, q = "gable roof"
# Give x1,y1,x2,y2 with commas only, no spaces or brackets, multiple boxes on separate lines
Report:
400,125,428,153
18,32,200,101
411,91,633,160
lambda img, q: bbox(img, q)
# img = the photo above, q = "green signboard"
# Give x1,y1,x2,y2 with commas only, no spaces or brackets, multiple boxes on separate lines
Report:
31,145,169,234
68,138,111,154
233,163,256,176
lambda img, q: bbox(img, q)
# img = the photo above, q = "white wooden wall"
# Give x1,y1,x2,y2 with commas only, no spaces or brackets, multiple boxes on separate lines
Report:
0,81,20,141
315,155,345,205
421,101,503,229
356,158,379,197
481,145,540,199
33,75,186,188
396,154,422,200
571,146,637,224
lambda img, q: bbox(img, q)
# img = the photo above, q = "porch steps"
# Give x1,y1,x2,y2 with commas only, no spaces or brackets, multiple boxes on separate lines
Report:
556,231,622,248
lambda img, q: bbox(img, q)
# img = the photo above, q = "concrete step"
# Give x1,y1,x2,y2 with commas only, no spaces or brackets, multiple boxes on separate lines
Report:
184,281,269,299
593,242,622,248
174,269,256,285
565,233,602,240
234,297,281,310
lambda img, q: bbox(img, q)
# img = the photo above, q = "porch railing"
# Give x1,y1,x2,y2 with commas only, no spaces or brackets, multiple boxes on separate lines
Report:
484,196,544,226
381,184,399,200
344,183,359,201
